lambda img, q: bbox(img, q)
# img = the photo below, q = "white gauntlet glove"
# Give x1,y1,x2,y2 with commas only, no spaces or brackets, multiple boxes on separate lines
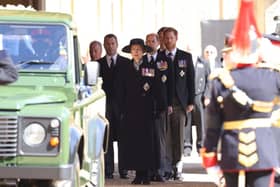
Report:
206,165,226,187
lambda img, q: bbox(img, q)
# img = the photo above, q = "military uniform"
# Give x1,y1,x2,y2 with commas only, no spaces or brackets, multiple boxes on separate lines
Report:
203,66,280,187
146,51,174,179
263,20,280,186
0,50,18,84
185,56,211,153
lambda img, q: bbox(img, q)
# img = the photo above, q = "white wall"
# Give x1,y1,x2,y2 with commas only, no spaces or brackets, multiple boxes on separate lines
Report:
265,0,280,34
45,0,238,58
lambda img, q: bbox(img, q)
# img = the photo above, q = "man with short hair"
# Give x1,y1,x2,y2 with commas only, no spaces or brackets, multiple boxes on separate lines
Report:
184,46,211,157
145,33,174,182
89,40,102,61
163,27,195,180
98,34,129,179
203,45,222,71
157,27,168,52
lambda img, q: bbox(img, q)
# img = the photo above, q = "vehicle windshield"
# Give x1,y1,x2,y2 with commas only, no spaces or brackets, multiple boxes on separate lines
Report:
0,23,68,71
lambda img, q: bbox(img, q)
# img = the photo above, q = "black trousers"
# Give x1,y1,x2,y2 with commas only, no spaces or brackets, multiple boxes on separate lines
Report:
105,103,127,176
105,133,127,176
223,170,275,187
153,110,167,176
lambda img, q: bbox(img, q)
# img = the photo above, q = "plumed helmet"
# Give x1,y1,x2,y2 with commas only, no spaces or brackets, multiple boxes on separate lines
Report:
229,0,262,64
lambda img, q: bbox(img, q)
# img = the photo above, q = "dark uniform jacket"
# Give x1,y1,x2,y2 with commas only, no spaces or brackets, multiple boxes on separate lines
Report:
204,66,280,171
168,49,195,109
0,50,18,84
194,56,211,98
117,56,157,170
154,51,174,112
191,57,211,131
98,55,129,140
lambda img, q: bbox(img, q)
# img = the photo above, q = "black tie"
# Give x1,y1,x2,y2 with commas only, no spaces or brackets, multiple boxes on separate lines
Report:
110,58,114,68
168,52,173,61
150,56,154,63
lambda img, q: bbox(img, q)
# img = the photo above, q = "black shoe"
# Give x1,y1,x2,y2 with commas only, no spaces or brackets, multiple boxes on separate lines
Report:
105,174,113,179
172,166,178,180
142,179,150,185
131,177,142,184
150,174,156,181
120,174,129,179
154,175,165,182
163,172,173,180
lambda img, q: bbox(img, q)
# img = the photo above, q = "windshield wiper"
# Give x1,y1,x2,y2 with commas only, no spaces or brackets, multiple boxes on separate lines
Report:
16,60,54,68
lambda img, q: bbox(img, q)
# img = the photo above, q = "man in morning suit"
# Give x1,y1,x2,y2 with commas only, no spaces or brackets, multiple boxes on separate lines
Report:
98,34,129,179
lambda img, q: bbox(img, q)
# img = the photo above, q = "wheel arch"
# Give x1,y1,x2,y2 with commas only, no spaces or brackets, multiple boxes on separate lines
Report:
69,126,84,169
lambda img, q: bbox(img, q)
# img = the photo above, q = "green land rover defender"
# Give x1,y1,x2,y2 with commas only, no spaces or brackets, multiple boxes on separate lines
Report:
0,9,107,187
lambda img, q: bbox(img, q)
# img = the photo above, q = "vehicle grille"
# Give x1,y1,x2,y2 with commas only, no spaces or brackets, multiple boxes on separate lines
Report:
0,116,18,157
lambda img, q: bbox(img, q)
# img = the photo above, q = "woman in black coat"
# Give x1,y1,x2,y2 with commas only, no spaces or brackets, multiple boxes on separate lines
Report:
117,38,158,185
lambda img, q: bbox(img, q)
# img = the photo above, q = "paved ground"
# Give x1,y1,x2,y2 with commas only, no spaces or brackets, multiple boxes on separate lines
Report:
105,128,216,187
105,151,216,187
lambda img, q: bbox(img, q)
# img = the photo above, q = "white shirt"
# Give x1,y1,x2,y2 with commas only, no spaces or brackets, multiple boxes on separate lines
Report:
165,48,177,61
106,54,117,67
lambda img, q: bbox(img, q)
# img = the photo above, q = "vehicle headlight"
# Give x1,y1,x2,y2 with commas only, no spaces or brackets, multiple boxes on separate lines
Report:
23,123,46,146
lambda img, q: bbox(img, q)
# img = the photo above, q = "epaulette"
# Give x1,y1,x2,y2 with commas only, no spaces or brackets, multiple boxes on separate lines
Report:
257,63,280,72
208,68,235,88
209,67,276,113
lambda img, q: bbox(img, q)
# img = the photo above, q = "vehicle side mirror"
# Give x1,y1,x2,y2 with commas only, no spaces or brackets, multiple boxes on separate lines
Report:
84,61,99,86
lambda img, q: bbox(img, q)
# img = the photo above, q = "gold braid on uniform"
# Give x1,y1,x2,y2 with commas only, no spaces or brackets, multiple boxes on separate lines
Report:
257,62,280,72
209,68,275,113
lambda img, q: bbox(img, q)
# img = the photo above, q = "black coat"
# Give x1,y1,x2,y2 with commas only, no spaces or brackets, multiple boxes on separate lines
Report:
194,56,211,98
117,56,157,170
167,49,195,109
0,50,18,84
98,55,129,140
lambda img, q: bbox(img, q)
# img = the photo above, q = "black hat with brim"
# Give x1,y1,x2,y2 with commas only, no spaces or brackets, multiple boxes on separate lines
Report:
122,38,152,53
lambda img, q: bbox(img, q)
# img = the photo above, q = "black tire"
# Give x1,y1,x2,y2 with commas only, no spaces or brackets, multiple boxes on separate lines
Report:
19,179,53,187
